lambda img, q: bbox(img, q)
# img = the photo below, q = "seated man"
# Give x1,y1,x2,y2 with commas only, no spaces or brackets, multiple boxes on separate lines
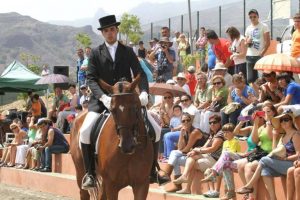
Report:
48,86,69,123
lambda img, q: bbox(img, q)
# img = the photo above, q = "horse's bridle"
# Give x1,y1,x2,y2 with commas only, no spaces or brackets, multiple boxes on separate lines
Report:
110,93,141,142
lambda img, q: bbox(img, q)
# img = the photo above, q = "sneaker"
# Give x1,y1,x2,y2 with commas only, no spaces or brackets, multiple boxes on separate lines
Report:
205,190,220,198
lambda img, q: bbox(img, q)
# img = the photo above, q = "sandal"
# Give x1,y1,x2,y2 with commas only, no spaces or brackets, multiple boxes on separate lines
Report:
175,188,191,194
201,168,216,183
173,175,188,184
236,187,254,194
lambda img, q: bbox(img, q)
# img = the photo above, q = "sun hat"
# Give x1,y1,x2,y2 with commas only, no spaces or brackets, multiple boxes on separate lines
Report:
166,79,176,85
271,110,295,130
80,85,87,90
212,63,227,71
9,122,19,130
159,37,173,47
176,72,186,80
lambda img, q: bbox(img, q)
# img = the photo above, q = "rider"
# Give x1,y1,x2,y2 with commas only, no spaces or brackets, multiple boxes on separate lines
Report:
80,15,169,190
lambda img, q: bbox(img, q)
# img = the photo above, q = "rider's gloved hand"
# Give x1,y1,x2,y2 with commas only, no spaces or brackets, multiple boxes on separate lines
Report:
100,94,112,110
139,91,148,106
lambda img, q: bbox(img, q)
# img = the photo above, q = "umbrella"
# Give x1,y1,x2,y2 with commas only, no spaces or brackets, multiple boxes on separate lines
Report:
149,82,187,97
35,74,70,85
254,53,300,74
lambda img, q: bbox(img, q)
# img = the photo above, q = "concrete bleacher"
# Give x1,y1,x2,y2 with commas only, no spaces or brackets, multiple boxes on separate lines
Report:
0,134,288,199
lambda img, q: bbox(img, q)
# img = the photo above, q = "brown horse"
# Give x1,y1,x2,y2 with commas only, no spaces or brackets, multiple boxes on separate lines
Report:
70,75,153,200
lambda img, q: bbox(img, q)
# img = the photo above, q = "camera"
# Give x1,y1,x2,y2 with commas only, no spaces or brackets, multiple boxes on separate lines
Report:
161,45,167,49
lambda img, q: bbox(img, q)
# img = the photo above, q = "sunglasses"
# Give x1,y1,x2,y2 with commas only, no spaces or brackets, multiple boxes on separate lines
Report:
164,96,172,99
182,119,191,123
209,121,219,125
280,118,291,123
177,78,185,81
263,73,271,78
181,99,189,102
213,81,222,86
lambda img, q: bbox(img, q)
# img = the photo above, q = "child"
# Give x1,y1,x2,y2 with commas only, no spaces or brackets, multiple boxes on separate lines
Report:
201,123,240,200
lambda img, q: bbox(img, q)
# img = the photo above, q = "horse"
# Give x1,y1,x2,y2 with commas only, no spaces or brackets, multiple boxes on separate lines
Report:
70,75,153,200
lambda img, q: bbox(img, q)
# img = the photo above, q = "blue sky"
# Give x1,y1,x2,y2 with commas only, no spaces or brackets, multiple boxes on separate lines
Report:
0,0,186,21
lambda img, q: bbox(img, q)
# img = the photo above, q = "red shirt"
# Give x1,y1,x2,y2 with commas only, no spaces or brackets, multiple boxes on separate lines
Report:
213,38,234,67
186,73,197,96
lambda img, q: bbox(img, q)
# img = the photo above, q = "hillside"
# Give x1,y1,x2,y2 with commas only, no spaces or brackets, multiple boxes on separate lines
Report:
0,12,102,77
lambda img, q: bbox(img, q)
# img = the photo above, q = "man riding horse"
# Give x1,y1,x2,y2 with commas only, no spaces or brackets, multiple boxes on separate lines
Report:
79,15,170,189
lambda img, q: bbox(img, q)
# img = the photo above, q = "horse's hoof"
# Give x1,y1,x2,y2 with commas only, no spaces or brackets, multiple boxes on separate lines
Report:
82,175,96,190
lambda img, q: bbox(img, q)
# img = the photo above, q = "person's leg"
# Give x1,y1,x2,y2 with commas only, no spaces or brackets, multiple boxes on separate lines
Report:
244,161,259,199
262,176,277,200
159,128,171,158
286,167,295,200
9,145,17,166
164,131,180,159
295,167,300,200
221,111,229,126
246,56,259,84
173,155,201,184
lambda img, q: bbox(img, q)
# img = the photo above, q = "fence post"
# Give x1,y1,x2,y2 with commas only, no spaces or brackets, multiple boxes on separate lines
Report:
150,23,153,39
181,15,184,33
270,0,273,39
243,0,246,35
197,11,200,41
219,6,222,37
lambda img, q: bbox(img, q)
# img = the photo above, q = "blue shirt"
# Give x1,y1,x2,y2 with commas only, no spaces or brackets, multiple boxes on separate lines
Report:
231,85,255,106
77,58,86,82
170,116,181,129
285,82,300,105
207,45,216,70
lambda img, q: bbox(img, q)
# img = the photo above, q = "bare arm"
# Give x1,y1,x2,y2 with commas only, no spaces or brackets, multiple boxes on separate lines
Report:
260,32,270,56
180,129,203,153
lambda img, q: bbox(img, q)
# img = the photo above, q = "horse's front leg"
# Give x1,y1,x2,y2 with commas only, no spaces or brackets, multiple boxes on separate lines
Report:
132,182,149,200
103,181,119,200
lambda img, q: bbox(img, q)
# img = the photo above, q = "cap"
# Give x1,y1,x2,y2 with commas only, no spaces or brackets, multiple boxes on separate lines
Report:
80,85,87,90
177,72,186,80
212,63,227,71
248,9,259,16
187,66,196,73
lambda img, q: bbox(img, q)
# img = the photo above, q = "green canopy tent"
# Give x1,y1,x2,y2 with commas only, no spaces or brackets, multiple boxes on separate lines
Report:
0,60,47,92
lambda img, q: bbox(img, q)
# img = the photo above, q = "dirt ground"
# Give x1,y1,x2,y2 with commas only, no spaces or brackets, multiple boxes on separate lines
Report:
0,183,73,200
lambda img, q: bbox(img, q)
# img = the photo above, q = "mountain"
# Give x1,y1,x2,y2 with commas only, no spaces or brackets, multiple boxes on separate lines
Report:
0,12,102,78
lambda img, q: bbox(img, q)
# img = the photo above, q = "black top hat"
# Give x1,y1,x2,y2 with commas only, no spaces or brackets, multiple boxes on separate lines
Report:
97,15,120,30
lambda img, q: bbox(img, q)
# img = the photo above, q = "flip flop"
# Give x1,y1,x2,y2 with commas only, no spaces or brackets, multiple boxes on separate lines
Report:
236,187,254,194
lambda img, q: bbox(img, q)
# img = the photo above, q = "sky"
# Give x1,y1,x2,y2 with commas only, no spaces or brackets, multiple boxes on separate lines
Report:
0,0,185,21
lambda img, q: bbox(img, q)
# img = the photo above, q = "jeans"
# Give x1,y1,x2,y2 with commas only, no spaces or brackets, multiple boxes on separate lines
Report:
246,56,261,83
234,63,247,78
260,156,293,176
42,144,69,169
163,131,180,158
221,107,242,126
168,150,187,176
159,127,171,154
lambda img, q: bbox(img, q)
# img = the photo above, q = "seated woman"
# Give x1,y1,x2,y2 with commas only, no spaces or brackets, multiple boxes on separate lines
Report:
221,74,255,126
37,118,69,172
237,111,300,200
287,157,300,200
198,75,228,133
161,112,208,193
0,122,26,167
173,115,225,198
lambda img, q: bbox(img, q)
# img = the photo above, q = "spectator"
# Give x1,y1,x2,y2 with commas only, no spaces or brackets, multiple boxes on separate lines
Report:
185,66,197,97
287,158,300,200
195,27,208,68
48,86,69,123
138,41,146,58
25,91,33,112
173,115,225,197
161,112,208,193
178,34,188,62
79,47,91,89
38,118,69,172
30,94,41,120
291,13,300,82
206,29,234,75
221,74,255,125
258,71,282,103
194,72,212,110
211,62,233,88
207,44,216,73
56,84,79,133
0,123,26,167
76,48,86,87
180,94,197,117
245,9,270,84
149,37,176,81
79,85,89,106
41,64,50,77
226,26,247,77
176,72,191,96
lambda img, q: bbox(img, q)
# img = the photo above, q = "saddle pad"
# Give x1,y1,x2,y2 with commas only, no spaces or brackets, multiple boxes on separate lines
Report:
94,113,110,154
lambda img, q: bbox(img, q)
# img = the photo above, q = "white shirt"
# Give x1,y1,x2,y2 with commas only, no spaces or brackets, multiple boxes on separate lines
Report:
245,22,269,56
105,41,118,61
231,36,247,65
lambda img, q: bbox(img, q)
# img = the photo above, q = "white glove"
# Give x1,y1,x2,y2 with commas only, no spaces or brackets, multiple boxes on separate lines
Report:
139,91,148,106
100,94,112,110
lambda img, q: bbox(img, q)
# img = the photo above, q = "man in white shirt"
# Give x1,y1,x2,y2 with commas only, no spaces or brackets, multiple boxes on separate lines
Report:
245,9,270,84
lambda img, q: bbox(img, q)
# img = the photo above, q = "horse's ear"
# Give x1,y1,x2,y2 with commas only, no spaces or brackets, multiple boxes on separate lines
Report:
129,73,141,91
98,79,113,94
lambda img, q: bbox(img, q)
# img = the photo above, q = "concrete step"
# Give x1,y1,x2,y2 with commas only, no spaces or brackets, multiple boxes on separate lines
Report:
0,167,213,200
52,153,76,176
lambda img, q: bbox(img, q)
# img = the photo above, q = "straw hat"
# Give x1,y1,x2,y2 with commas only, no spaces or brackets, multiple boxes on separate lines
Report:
212,63,227,71
271,110,295,130
9,122,19,130
176,72,186,80
159,37,173,47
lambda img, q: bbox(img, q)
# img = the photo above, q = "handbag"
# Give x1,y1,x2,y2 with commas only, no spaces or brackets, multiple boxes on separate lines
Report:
267,138,286,159
221,102,240,114
208,101,222,112
247,146,269,162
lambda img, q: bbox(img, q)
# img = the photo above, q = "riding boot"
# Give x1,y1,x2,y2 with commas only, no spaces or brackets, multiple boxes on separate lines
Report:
149,141,171,185
165,175,182,193
81,143,96,190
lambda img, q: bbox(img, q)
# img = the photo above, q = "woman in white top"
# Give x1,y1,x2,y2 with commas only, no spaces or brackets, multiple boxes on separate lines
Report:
226,27,247,78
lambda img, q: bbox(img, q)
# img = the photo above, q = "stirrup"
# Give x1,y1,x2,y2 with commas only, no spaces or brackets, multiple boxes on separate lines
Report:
81,173,96,190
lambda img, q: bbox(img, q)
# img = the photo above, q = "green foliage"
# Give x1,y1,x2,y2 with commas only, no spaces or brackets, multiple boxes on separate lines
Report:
119,13,143,44
182,54,196,70
75,33,92,49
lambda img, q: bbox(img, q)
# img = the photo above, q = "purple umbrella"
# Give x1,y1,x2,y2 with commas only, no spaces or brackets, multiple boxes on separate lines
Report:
35,74,69,85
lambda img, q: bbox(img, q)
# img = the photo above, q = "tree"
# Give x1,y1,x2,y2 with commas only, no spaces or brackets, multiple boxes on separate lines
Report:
119,13,143,45
76,33,92,49
19,52,41,75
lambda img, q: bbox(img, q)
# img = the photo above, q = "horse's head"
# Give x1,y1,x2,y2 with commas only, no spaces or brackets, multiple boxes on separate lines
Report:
99,75,142,155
